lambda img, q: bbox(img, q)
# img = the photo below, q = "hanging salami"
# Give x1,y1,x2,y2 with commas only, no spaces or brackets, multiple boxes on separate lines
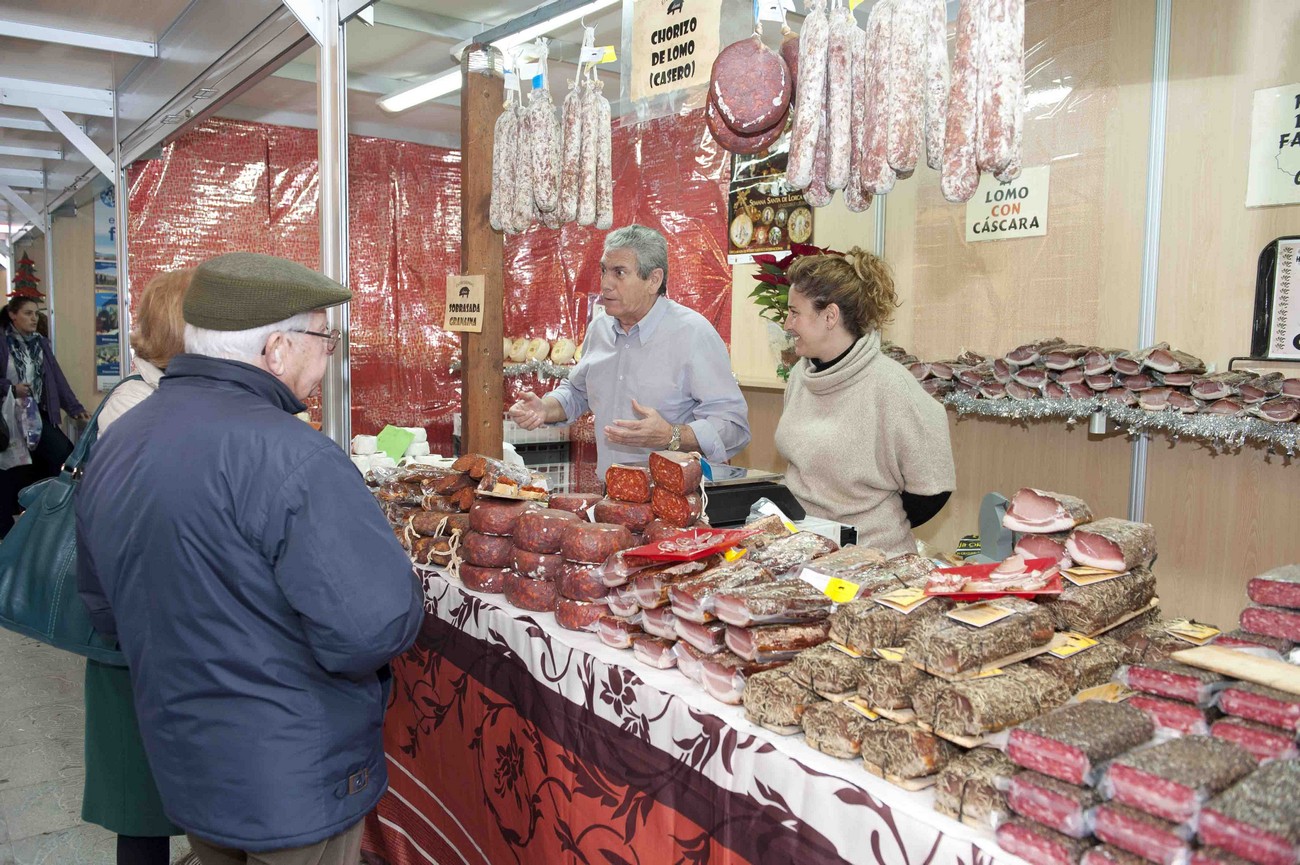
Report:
786,0,830,190
859,0,897,195
941,0,982,202
489,93,518,231
825,7,856,191
529,43,560,214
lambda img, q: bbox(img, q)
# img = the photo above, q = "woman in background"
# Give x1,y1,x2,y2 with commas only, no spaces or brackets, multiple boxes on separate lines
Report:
82,269,194,865
775,249,955,556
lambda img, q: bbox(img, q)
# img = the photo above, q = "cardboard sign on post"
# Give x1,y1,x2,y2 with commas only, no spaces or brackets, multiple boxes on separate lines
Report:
445,275,485,333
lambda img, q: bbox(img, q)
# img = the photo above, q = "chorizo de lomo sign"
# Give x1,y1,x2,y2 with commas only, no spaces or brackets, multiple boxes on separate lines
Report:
630,0,722,103
445,275,485,333
965,165,1050,243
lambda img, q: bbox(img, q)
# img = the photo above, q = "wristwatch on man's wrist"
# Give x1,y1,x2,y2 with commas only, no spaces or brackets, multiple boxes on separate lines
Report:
667,424,682,451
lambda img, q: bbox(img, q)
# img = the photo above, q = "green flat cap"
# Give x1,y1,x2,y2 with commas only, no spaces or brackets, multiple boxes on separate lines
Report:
184,252,352,331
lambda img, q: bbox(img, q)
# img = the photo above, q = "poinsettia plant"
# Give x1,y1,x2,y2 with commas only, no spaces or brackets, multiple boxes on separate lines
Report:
748,242,842,380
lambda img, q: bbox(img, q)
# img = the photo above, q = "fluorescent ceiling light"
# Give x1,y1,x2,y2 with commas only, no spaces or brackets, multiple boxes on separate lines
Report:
378,0,620,114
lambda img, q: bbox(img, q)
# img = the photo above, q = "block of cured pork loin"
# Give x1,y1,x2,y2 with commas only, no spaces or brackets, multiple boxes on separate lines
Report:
605,585,640,617
1213,629,1295,655
906,597,1055,676
628,558,720,608
1044,345,1092,370
1120,659,1228,706
640,605,678,640
597,615,644,649
725,620,831,663
667,561,774,622
1065,518,1157,572
1009,771,1102,839
1043,568,1157,635
1084,348,1125,376
1028,637,1133,692
1239,604,1300,642
742,669,823,733
1016,530,1074,568
673,618,728,654
1103,735,1256,823
1247,565,1300,609
996,817,1096,865
856,654,925,710
733,514,795,555
672,640,709,683
1199,760,1300,865
1112,619,1191,664
800,701,878,758
1255,396,1300,423
745,531,840,577
1007,337,1068,366
1083,845,1159,865
1008,701,1155,786
1217,682,1300,733
713,580,835,627
1093,803,1193,865
698,652,786,704
912,666,1071,738
1003,488,1095,533
1211,717,1299,763
859,718,958,780
1145,345,1206,374
1127,693,1221,736
933,748,1016,828
631,635,679,669
828,595,950,655
785,643,873,699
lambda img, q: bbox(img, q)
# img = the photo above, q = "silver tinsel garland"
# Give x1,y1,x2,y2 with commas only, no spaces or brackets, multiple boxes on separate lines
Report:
449,358,572,379
942,391,1300,456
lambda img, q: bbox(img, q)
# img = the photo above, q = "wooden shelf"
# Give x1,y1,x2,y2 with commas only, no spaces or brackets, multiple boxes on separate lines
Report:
736,374,787,391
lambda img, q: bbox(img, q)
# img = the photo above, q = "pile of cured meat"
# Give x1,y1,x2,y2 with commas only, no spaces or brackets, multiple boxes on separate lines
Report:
889,338,1300,425
489,44,612,234
731,0,1024,211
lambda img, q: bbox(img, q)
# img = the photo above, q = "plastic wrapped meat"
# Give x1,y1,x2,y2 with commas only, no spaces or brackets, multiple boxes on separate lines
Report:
1029,637,1133,691
1003,488,1096,533
667,561,774,622
628,558,721,607
785,642,872,699
1188,849,1258,865
1008,701,1155,786
912,666,1071,738
606,585,640,618
1103,735,1256,823
828,595,949,654
1210,717,1299,763
794,544,888,582
597,615,644,649
1198,760,1300,865
1213,629,1295,655
1093,803,1193,865
555,598,609,632
1247,565,1300,609
673,618,728,654
1114,620,1190,664
856,655,924,710
741,669,822,733
725,620,830,663
906,597,1056,676
801,701,879,758
1120,660,1228,706
631,635,679,669
698,652,787,704
1044,569,1157,634
1083,845,1160,865
859,719,958,780
1128,693,1221,736
1239,605,1300,642
1009,771,1101,839
1065,518,1158,572
734,514,795,555
801,548,933,597
996,817,1096,865
745,531,840,577
933,748,1016,828
713,581,835,627
673,641,709,683
1217,683,1300,733
641,605,678,640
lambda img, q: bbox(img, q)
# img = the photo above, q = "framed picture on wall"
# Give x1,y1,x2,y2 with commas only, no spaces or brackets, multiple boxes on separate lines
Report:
1251,235,1300,359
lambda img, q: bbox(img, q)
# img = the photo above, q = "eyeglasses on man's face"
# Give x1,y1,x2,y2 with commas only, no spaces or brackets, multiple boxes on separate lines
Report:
261,328,342,356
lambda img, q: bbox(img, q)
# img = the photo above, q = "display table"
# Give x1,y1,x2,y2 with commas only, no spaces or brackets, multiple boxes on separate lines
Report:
361,570,1019,865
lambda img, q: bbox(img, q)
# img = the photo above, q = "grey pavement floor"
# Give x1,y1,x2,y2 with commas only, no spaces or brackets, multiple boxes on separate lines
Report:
0,627,194,864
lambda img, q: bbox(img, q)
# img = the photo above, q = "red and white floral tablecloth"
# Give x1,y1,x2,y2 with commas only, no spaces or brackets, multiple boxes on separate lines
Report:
361,571,1019,865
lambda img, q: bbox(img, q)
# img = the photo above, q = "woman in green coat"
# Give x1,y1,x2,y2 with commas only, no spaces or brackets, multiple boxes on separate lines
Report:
83,269,193,865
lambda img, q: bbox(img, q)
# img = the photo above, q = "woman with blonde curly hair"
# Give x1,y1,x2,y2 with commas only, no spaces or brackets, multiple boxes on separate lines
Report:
774,248,955,555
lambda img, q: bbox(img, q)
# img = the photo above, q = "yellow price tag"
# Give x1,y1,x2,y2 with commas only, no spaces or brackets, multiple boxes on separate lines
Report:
972,667,1005,679
845,697,880,720
1049,632,1099,659
829,642,864,658
849,0,867,9
1075,682,1134,703
723,547,748,563
598,46,617,63
874,647,906,663
1164,619,1221,645
873,586,932,614
823,577,861,604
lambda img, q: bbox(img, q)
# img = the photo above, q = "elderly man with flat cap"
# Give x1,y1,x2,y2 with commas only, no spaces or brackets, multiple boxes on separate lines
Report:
76,253,423,865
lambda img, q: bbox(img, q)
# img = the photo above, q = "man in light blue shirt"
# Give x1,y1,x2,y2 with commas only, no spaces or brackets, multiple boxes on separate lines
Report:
510,225,751,477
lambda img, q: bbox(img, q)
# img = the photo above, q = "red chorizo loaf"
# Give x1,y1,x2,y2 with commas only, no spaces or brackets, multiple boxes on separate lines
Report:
648,450,703,495
468,497,540,536
548,493,600,519
512,547,566,580
555,598,608,632
709,34,791,136
460,564,509,594
705,97,787,155
461,531,515,569
504,573,559,612
604,464,652,503
593,497,655,532
513,508,581,553
561,522,636,564
651,487,703,529
557,564,611,603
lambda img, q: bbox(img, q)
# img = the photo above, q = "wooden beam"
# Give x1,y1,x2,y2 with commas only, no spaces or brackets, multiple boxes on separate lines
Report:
458,47,504,459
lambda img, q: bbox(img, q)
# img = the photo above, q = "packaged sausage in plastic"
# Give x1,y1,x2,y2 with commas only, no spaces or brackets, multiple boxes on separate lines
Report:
1008,771,1101,840
1116,660,1230,707
996,817,1097,865
1246,565,1300,610
1101,736,1256,824
1008,701,1155,786
1197,759,1300,865
725,620,831,664
1209,717,1299,763
1092,803,1193,865
1216,682,1300,733
1239,604,1300,642
1127,693,1221,736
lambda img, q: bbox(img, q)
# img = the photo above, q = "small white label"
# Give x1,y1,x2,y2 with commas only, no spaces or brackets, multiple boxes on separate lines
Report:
504,71,520,93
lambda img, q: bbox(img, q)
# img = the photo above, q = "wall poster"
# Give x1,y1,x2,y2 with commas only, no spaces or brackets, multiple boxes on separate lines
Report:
94,187,120,391
726,132,809,265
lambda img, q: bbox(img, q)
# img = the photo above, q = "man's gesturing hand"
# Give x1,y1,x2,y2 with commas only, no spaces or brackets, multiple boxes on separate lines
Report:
509,392,549,430
605,399,673,448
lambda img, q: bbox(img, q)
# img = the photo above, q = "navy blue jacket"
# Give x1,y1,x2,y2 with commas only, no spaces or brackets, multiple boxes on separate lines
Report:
76,354,422,852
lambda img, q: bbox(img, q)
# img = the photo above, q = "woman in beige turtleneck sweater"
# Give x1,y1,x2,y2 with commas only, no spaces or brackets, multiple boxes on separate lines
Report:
774,249,955,556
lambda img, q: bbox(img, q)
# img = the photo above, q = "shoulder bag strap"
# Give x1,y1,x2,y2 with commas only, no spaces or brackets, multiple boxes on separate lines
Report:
64,374,145,475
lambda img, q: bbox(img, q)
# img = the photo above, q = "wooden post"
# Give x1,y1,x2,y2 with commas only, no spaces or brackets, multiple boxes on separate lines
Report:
459,45,505,459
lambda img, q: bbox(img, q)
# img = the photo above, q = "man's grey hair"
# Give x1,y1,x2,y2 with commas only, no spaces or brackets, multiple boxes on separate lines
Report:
604,224,668,296
183,312,316,362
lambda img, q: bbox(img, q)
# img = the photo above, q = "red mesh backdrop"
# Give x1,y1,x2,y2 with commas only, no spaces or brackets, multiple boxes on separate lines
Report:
127,111,730,464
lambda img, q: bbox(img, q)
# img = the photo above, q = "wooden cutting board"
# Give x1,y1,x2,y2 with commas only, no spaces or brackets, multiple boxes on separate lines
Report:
1171,645,1300,696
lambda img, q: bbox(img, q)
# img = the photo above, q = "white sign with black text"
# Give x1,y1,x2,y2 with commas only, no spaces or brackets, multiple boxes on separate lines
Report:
444,275,485,333
965,165,1050,243
1246,83,1300,208
629,0,722,103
